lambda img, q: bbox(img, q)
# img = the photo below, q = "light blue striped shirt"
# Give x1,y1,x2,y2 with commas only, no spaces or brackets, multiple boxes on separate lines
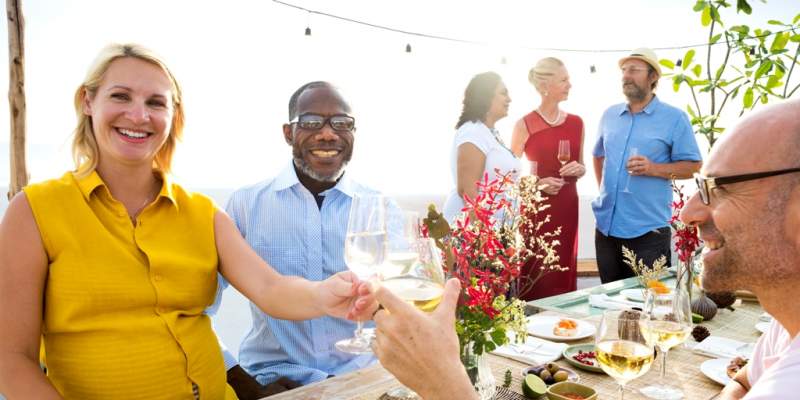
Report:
210,162,376,385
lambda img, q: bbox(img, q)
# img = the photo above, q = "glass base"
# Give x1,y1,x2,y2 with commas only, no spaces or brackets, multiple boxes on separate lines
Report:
387,386,419,399
335,328,375,354
639,384,684,399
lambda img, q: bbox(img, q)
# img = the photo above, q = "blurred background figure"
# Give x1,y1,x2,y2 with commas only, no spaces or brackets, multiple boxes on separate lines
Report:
443,71,520,224
511,57,585,300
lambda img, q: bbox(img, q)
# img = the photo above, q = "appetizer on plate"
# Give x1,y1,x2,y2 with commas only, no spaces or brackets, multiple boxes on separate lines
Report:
553,318,578,337
726,357,748,378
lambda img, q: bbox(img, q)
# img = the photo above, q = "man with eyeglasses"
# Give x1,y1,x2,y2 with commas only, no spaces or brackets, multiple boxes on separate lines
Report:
680,99,800,400
208,81,376,399
591,48,702,283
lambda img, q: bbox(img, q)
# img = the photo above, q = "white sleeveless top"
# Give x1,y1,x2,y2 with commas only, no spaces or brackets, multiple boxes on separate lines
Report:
442,121,521,223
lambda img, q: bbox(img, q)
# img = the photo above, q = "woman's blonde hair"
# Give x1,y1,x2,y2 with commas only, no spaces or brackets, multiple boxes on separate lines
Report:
71,43,184,177
527,57,565,95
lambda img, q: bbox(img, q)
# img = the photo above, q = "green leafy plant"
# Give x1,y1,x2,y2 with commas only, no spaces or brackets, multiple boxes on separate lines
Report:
660,0,800,148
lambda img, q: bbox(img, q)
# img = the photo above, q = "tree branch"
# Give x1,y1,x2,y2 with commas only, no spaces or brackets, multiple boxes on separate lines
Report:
784,41,799,98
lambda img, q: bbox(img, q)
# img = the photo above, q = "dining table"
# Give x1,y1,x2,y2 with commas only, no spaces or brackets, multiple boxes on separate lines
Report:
266,275,764,400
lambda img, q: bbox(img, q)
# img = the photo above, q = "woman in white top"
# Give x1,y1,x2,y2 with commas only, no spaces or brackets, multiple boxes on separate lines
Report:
443,71,520,223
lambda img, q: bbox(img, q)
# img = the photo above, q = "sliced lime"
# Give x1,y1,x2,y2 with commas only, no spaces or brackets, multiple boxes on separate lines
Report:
692,313,704,323
522,373,547,398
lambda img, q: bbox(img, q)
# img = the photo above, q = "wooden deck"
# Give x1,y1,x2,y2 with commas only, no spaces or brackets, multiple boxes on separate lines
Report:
577,259,598,277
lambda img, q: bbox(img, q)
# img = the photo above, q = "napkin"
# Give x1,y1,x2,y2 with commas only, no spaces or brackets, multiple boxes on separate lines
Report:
759,312,772,322
492,335,567,365
588,294,642,310
693,336,755,359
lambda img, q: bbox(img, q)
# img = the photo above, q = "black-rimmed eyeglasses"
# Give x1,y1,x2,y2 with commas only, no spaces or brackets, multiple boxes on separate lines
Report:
694,167,800,205
289,113,356,132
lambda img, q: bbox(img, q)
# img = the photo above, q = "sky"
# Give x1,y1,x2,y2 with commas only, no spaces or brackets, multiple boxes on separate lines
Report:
0,0,798,206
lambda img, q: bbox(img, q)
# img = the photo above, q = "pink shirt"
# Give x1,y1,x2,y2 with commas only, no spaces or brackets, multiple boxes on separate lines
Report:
744,319,800,399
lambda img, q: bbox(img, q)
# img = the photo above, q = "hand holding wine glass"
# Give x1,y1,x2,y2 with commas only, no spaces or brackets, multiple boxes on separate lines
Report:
622,147,639,194
335,193,387,354
595,309,655,400
379,210,446,399
639,288,693,399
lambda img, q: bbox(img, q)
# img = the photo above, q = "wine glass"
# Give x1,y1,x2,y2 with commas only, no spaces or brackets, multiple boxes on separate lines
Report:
639,288,693,399
622,147,639,193
558,139,570,184
595,309,655,400
335,193,387,354
381,210,446,399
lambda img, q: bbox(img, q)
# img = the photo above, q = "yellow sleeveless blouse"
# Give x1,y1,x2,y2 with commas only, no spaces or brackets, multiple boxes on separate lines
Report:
24,171,229,399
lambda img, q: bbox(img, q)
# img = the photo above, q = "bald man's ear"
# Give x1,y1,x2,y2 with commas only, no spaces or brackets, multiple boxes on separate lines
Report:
282,124,294,146
785,184,800,251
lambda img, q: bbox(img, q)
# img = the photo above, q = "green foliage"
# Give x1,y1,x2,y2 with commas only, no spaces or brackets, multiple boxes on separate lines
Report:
661,0,800,148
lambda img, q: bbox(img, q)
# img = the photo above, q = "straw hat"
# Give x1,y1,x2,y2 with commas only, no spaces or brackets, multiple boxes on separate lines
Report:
618,48,661,77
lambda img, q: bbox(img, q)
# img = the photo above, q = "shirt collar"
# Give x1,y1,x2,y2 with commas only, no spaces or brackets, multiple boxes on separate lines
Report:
619,94,660,116
273,160,356,199
74,168,178,207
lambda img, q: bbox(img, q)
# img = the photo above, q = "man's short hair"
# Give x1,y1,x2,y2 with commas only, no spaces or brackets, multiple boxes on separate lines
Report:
647,65,659,91
287,81,333,121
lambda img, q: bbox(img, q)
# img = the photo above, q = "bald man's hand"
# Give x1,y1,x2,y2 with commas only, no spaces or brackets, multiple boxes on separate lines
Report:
371,278,478,400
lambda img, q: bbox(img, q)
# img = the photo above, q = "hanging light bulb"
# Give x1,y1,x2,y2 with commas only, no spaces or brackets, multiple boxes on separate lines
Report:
676,59,682,67
500,56,507,64
305,11,312,36
305,26,311,36
406,43,412,53
590,65,596,73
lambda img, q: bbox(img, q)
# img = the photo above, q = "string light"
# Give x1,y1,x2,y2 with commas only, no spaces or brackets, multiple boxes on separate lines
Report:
272,0,794,54
406,43,412,53
305,11,311,36
590,65,596,73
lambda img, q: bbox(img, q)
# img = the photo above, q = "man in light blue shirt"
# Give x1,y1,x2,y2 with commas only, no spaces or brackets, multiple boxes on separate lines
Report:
210,81,376,399
592,48,702,283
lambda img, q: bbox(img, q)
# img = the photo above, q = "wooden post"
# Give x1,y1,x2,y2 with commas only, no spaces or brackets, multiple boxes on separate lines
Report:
6,0,26,200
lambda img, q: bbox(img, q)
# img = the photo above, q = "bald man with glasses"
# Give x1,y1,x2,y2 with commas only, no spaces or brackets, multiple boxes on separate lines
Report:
681,98,800,399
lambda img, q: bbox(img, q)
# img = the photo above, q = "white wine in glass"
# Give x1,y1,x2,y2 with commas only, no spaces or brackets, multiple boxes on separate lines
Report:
381,210,446,399
335,193,387,354
639,288,693,400
595,309,655,400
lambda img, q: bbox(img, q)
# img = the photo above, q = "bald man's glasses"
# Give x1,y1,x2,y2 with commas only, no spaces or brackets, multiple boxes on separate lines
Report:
694,168,800,205
290,113,355,132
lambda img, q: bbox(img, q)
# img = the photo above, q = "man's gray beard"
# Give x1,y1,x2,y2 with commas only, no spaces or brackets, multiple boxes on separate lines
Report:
623,84,648,103
293,157,348,183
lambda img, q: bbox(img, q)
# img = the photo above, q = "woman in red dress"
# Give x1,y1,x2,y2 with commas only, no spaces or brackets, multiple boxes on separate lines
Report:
511,57,586,300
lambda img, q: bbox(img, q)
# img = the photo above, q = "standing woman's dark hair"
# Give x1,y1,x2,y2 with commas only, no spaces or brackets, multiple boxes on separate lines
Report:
456,72,502,129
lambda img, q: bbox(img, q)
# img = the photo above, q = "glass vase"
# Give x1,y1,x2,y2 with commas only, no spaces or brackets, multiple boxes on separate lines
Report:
674,255,694,304
461,343,496,400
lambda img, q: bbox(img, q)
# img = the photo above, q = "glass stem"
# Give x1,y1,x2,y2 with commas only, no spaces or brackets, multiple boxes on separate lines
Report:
619,383,625,400
660,349,669,381
354,320,364,338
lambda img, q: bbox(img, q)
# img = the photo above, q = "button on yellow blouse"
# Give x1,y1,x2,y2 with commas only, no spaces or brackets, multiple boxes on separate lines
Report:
24,170,228,399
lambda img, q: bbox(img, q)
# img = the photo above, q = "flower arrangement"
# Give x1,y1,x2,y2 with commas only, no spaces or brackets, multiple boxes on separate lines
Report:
670,181,700,263
670,181,701,299
423,170,563,357
622,245,669,293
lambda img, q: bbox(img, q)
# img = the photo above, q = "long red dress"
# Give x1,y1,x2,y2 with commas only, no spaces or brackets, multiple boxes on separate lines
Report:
519,111,582,300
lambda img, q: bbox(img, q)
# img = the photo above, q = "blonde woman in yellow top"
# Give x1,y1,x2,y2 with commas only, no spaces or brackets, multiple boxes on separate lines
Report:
0,44,374,400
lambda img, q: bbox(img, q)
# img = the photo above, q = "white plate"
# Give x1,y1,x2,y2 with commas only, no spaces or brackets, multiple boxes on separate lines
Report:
526,315,596,341
619,288,647,302
755,321,770,333
700,358,732,386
